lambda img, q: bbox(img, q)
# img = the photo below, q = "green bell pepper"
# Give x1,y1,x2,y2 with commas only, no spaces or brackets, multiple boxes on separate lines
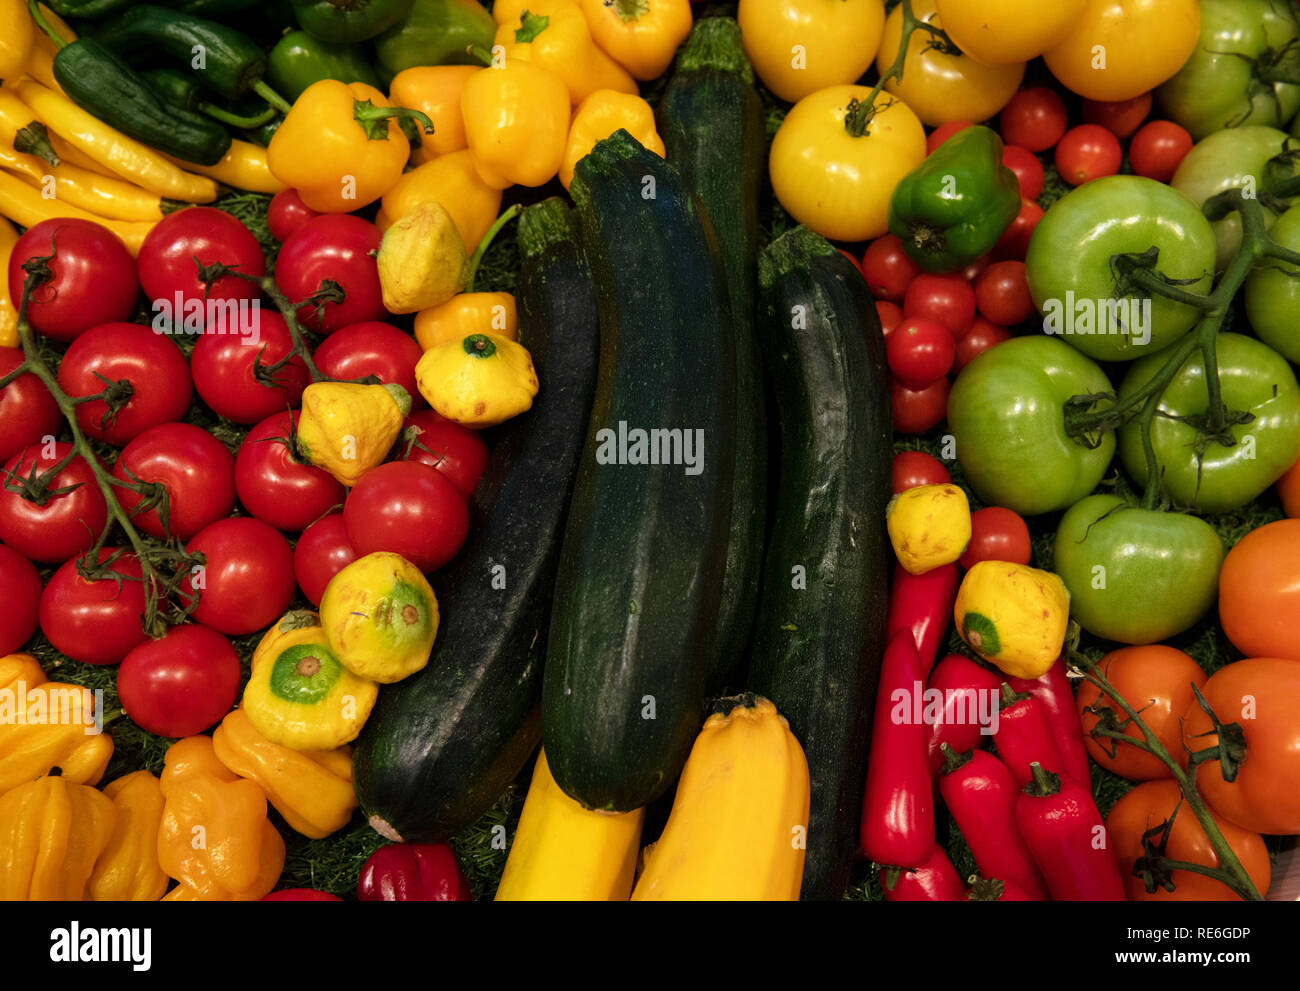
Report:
266,30,381,101
291,0,415,44
887,124,1021,274
373,0,495,78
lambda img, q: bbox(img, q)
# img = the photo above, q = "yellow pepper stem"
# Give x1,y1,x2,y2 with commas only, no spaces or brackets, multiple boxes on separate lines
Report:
465,203,522,291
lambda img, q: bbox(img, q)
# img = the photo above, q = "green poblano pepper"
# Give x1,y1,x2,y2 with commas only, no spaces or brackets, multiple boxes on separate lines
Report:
290,0,416,44
373,0,496,78
267,29,382,101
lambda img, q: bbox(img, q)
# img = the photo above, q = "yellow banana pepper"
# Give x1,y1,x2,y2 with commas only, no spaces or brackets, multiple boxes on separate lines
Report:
88,770,168,902
0,170,155,254
0,654,45,691
0,679,114,800
379,149,501,251
377,200,467,314
0,773,117,901
415,291,517,349
0,0,35,81
415,331,538,428
296,380,412,487
165,140,286,195
461,61,570,189
560,89,664,190
0,146,165,222
212,708,357,839
0,221,19,346
157,736,284,901
579,0,691,81
388,65,478,164
495,1,638,106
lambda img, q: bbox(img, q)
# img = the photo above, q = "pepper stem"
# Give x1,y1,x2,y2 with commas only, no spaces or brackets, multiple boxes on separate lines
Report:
352,99,435,142
27,0,66,50
252,79,294,115
1022,761,1060,798
200,101,279,129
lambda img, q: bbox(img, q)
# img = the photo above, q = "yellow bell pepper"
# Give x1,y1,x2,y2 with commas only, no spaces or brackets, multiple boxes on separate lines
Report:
0,653,45,692
242,611,379,752
212,708,357,839
496,0,638,106
885,482,972,576
389,65,479,165
579,0,691,81
157,736,284,901
560,89,664,190
377,200,467,314
88,770,168,902
268,79,432,213
461,61,570,189
954,561,1071,680
415,291,517,350
0,679,114,800
379,149,502,251
415,331,538,429
0,773,117,901
296,380,412,487
0,218,17,347
0,0,35,82
165,140,286,195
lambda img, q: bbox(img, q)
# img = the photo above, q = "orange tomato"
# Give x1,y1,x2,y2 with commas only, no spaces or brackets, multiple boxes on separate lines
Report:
1218,518,1300,662
1278,454,1300,518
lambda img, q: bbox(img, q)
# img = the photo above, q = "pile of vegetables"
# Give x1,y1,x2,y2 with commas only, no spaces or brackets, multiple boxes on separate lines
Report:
0,0,1298,904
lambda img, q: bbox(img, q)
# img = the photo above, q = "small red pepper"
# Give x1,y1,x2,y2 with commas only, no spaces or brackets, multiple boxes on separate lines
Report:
993,682,1069,787
881,845,966,902
357,842,473,901
966,876,1032,901
1005,655,1091,788
938,744,1048,900
924,653,1003,778
261,888,344,901
1015,762,1125,901
861,631,935,869
886,561,959,679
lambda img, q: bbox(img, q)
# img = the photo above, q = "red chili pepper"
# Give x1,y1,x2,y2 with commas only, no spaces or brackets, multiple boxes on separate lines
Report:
966,876,1032,901
357,842,473,901
860,630,935,869
881,845,967,901
992,682,1069,787
924,653,1003,777
1005,655,1091,788
261,888,343,901
1015,762,1125,901
938,744,1049,900
887,561,959,679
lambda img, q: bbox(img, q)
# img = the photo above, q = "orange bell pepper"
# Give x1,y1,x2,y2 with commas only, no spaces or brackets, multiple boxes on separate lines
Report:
461,61,570,189
388,65,479,164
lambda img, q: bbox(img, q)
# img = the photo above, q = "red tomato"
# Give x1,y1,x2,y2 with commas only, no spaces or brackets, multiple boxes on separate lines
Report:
0,542,41,655
961,254,992,283
1128,120,1194,184
267,189,321,242
0,347,61,465
1081,92,1152,138
179,517,295,636
116,624,240,737
234,410,346,532
112,423,236,541
262,889,343,901
891,450,951,493
0,442,108,564
953,317,1013,372
275,215,384,334
926,120,973,155
876,299,903,337
191,310,309,424
902,273,976,339
885,316,954,389
136,207,265,320
959,506,1032,569
1000,145,1044,200
992,198,1043,260
294,512,358,607
861,234,921,303
974,260,1034,326
401,410,490,499
39,548,149,665
7,219,138,342
1055,124,1123,186
999,88,1068,152
312,322,424,408
343,461,469,574
891,376,949,435
56,323,193,446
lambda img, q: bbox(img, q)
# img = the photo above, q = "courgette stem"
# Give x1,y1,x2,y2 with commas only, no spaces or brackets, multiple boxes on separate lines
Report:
517,196,580,260
675,16,753,81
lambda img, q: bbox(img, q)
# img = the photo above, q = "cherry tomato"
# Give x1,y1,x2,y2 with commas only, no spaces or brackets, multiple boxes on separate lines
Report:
837,248,863,275
0,347,60,465
400,410,490,499
999,87,1067,152
1080,93,1152,138
1054,124,1123,186
1000,144,1044,200
262,889,343,901
876,299,903,337
961,253,992,283
885,316,955,388
958,506,1031,569
343,461,469,574
974,260,1034,326
0,442,108,564
191,310,309,424
861,234,921,303
294,512,358,607
117,624,241,737
0,541,41,655
902,272,975,338
112,423,236,541
891,450,950,493
926,120,973,154
179,517,295,636
267,189,321,242
1128,120,1193,184
992,198,1043,260
56,323,193,446
39,548,148,665
312,322,424,409
234,410,346,533
953,317,1013,372
7,219,138,342
891,376,949,435
136,207,265,319
275,215,384,334
1218,518,1300,663
1279,454,1300,518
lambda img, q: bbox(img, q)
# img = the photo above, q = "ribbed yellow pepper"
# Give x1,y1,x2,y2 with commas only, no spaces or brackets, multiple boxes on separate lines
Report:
414,291,517,350
388,65,478,165
296,380,412,487
495,0,638,106
165,140,286,195
461,61,570,189
0,654,43,692
415,331,538,428
560,89,664,190
377,200,467,314
379,149,502,251
0,773,117,901
579,0,692,81
0,679,114,800
88,770,168,902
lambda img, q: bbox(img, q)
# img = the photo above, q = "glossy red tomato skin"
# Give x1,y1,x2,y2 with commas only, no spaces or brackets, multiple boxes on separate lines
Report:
1055,124,1123,186
191,310,309,424
862,234,921,303
876,300,903,337
136,207,265,314
0,443,108,564
999,87,1068,152
294,512,358,606
267,189,322,242
235,410,346,532
0,347,61,465
1129,120,1194,183
903,273,976,339
890,376,949,435
953,317,1014,372
892,450,951,493
112,423,236,541
39,548,149,665
927,120,973,155
179,517,295,636
274,215,384,334
7,219,138,342
974,260,1035,326
959,506,1033,569
1000,145,1044,200
993,198,1044,260
400,409,490,499
1081,93,1152,138
57,323,193,446
344,461,469,574
886,316,955,388
313,322,424,408
0,542,42,655
116,624,240,737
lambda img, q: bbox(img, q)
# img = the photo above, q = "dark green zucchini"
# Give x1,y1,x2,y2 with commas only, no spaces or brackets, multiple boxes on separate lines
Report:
656,17,767,695
747,226,892,901
351,198,600,842
543,129,737,813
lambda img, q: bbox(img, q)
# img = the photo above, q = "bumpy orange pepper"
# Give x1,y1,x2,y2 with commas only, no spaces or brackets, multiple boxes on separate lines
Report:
89,770,168,901
0,773,117,900
388,65,479,165
415,292,518,349
579,0,692,81
0,673,114,800
378,149,502,252
461,60,570,189
495,0,637,105
560,89,664,189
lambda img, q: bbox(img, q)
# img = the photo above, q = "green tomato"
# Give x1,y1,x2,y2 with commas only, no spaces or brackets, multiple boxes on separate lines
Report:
1118,333,1300,513
1156,0,1300,142
1053,494,1224,645
1244,202,1300,363
1025,176,1215,362
947,336,1115,516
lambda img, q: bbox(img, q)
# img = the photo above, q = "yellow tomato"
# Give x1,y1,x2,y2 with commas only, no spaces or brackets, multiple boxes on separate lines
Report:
934,0,1086,66
876,0,1024,126
769,85,926,242
738,0,885,104
1043,0,1200,102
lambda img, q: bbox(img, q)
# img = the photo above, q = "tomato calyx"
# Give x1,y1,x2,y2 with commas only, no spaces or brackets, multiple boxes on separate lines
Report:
111,456,175,538
1251,36,1300,90
1184,682,1248,784
965,876,1005,902
2,448,83,507
842,95,894,138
